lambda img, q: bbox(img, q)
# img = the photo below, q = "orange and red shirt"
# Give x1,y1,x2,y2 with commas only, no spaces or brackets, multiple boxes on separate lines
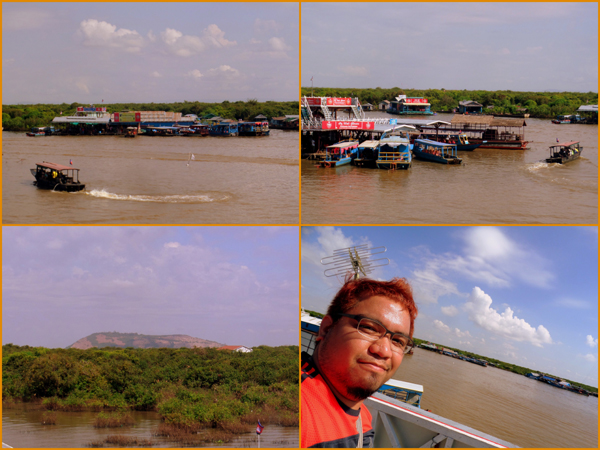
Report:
301,352,374,448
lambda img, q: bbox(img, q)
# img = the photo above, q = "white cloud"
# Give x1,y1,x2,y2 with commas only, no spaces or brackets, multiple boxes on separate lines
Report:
583,354,596,362
160,24,235,57
150,71,162,78
433,319,451,333
80,19,144,53
186,69,204,80
586,335,598,348
207,65,240,79
454,328,471,338
410,267,460,304
464,287,553,347
164,242,180,248
411,228,553,298
441,305,459,317
269,37,291,52
203,24,237,48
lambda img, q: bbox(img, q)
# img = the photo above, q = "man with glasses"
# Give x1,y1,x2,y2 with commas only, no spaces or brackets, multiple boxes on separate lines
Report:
301,276,418,448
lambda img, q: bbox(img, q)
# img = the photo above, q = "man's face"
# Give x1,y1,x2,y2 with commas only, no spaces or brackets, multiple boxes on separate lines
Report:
317,295,410,402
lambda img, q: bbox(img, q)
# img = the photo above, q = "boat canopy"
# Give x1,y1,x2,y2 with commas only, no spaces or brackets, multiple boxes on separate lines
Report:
358,140,380,149
552,141,579,148
326,141,359,150
380,379,424,394
415,139,457,149
36,162,79,171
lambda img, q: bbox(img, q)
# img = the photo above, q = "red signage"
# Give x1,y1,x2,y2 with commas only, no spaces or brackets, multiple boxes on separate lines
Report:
404,98,429,104
114,112,120,122
306,98,322,106
322,121,375,130
326,98,352,106
135,112,141,122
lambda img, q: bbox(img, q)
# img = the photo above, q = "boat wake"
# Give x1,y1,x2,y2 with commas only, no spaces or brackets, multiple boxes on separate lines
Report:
86,189,230,203
526,161,552,172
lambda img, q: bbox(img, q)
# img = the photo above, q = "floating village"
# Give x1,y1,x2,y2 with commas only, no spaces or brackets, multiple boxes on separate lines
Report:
301,96,597,168
418,342,597,398
25,106,299,192
25,106,299,137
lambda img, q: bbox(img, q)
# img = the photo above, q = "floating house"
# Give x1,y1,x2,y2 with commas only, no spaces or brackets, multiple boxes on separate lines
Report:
378,100,390,111
447,114,528,149
52,106,111,135
458,100,483,114
271,115,299,130
577,104,598,124
388,96,433,115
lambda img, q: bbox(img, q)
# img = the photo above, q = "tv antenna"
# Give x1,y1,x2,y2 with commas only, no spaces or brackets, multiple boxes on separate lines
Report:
321,245,389,280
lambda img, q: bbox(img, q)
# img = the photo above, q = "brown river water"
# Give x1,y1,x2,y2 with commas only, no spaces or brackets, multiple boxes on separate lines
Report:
392,348,598,448
301,113,598,224
2,130,299,225
1,407,298,448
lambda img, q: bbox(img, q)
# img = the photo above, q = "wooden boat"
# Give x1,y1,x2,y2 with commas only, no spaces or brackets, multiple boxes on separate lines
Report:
378,379,424,408
413,139,462,164
319,141,359,168
552,114,583,124
238,121,270,136
354,140,380,168
123,127,137,138
209,122,239,136
31,162,85,192
545,141,582,164
376,125,415,170
420,132,480,151
186,124,210,136
26,126,54,137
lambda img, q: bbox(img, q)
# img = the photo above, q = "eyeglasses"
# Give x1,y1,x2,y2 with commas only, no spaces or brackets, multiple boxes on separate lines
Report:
334,313,414,354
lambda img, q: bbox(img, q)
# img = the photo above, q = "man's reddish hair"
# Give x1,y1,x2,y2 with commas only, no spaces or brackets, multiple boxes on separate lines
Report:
326,275,418,338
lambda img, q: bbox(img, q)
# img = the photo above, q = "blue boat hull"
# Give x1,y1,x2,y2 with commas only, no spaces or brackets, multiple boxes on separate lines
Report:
413,150,462,165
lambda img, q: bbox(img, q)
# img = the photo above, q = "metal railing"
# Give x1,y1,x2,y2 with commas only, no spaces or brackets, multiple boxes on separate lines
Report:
366,393,518,448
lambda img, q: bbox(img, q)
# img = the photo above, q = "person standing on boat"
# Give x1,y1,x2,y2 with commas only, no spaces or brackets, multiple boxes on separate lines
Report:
301,276,417,448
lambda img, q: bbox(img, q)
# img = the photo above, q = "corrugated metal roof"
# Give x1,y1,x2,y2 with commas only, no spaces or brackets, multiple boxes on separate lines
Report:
358,140,380,149
578,105,598,112
35,162,79,171
53,116,110,124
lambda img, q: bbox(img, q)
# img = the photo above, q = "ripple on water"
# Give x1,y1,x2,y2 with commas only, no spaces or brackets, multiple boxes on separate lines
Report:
85,189,231,203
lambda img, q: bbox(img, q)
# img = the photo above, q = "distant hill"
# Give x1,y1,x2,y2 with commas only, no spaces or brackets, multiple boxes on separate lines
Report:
68,332,224,350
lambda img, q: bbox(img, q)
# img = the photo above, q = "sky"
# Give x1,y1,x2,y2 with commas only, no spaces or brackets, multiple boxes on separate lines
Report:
2,226,299,348
2,3,299,104
302,226,598,387
302,3,598,92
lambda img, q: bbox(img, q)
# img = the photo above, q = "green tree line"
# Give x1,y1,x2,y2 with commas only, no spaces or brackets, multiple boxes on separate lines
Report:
2,344,299,428
300,87,597,119
413,338,597,393
1,100,299,132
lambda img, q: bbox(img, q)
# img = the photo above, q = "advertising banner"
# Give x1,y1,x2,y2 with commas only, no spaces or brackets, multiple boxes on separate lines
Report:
326,98,352,106
322,121,375,130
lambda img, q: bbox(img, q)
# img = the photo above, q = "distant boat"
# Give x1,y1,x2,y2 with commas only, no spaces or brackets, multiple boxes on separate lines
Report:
412,139,462,165
545,141,582,164
319,141,359,168
31,162,85,192
552,114,583,124
375,125,415,170
354,140,380,168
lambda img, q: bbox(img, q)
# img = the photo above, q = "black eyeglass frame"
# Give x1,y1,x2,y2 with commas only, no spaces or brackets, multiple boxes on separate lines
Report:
333,313,414,354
